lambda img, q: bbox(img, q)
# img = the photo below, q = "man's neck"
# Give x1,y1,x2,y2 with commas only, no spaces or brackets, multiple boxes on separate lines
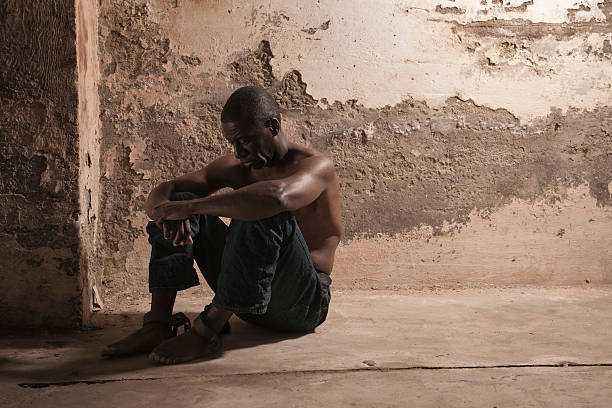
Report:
269,133,290,166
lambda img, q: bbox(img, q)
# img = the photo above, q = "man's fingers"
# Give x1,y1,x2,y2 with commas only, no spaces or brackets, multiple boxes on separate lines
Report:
161,219,191,246
166,221,177,242
177,221,185,246
162,222,169,240
173,221,184,246
183,219,192,245
168,222,175,241
177,220,185,246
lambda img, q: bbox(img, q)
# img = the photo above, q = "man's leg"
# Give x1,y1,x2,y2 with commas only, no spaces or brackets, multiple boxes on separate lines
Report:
148,213,233,364
219,213,330,332
148,212,331,364
102,193,202,357
185,211,328,332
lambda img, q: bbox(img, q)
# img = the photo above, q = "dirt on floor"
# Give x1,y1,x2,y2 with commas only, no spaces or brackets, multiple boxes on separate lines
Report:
1,286,611,407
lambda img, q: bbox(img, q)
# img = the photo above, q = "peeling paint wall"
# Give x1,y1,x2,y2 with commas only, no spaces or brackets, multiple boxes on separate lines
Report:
98,0,612,298
77,0,103,324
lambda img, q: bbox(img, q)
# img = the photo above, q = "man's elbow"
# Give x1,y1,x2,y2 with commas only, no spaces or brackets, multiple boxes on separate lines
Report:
145,181,174,214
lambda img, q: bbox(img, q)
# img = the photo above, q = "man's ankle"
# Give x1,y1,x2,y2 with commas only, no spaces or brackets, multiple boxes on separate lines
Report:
203,305,232,334
143,310,172,326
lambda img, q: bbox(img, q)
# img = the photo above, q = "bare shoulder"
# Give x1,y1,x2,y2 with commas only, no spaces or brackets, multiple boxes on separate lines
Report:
289,144,336,178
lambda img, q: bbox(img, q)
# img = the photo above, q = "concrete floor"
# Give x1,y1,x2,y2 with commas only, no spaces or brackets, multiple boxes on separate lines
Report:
1,286,611,407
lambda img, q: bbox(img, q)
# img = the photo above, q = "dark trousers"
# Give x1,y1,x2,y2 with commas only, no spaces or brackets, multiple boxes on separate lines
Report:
146,193,331,332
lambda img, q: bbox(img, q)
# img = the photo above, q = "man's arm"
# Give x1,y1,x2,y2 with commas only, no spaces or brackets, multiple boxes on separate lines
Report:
155,155,334,222
145,155,239,220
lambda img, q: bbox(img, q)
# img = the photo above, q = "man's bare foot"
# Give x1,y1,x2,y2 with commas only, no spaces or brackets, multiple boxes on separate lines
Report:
101,323,174,357
149,329,219,364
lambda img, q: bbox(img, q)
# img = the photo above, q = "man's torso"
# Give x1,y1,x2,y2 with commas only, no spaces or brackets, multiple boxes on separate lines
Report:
224,144,342,274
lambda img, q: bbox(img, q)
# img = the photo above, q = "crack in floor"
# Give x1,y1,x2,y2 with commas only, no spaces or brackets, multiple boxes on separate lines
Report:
18,362,612,388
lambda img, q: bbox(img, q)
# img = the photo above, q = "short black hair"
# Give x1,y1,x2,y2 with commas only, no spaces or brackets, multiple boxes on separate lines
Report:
221,86,280,125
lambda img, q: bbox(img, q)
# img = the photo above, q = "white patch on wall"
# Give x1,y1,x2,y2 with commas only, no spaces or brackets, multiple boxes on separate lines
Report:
160,0,612,122
422,0,607,23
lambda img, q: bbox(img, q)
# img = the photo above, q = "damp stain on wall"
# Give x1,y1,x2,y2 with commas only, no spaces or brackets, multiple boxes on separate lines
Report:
97,0,612,296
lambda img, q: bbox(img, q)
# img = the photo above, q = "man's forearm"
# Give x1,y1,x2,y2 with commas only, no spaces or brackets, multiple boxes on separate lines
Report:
145,181,174,219
185,181,286,221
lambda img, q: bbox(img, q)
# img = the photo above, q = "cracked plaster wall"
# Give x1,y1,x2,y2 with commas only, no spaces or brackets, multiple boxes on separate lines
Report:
98,0,612,298
77,0,104,325
0,0,102,328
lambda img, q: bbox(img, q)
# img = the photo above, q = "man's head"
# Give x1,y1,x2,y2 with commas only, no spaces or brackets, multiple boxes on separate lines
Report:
221,86,283,169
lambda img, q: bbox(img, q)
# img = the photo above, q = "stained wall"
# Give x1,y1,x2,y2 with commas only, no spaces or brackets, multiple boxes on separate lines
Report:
0,0,102,328
97,0,612,299
77,0,103,323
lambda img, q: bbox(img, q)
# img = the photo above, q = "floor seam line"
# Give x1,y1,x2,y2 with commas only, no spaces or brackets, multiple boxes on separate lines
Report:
17,362,612,388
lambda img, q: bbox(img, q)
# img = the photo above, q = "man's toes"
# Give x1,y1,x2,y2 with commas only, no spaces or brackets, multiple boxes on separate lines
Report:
149,351,169,364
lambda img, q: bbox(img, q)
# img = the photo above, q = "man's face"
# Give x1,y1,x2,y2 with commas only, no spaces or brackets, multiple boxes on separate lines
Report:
221,120,274,169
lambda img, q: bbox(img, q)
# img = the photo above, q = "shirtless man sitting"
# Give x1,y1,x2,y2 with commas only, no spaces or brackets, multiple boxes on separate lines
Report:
102,86,343,364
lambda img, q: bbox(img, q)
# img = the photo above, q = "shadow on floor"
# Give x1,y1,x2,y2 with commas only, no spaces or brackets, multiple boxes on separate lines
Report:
0,312,309,385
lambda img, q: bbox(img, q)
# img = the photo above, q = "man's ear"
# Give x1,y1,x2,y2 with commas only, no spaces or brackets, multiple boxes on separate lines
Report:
267,117,280,137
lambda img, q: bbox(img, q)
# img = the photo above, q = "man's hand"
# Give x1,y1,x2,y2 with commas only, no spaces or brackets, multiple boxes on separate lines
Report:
152,202,194,246
152,201,193,222
156,219,193,246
